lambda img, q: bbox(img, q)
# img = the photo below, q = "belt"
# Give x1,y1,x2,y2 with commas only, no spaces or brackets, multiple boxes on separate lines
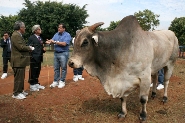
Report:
55,51,64,53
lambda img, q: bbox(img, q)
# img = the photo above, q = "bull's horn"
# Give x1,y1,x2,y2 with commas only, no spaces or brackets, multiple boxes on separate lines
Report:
88,22,104,32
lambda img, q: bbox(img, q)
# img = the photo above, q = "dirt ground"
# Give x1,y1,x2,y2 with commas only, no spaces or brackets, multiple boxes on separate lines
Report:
0,59,185,123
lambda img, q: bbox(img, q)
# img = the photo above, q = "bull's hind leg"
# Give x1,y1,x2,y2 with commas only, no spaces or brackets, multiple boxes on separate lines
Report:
118,97,127,121
163,64,174,103
151,73,158,99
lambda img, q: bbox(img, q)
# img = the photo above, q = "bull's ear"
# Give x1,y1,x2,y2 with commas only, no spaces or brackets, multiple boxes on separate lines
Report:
92,35,98,46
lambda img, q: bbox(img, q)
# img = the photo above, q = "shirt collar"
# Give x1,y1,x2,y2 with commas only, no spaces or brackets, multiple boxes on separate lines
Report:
16,31,22,37
34,34,40,38
58,31,65,36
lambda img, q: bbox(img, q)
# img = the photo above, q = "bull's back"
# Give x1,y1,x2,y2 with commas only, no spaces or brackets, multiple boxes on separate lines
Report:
150,30,179,73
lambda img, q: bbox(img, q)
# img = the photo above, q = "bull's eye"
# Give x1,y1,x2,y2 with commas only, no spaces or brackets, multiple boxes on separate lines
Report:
81,39,88,47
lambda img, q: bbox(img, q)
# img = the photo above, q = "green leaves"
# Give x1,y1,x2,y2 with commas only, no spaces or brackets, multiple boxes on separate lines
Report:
169,17,185,45
97,9,160,32
0,0,88,39
134,9,160,31
0,15,18,36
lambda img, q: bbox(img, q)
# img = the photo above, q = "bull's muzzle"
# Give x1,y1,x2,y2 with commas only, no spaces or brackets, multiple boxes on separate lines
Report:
68,59,74,68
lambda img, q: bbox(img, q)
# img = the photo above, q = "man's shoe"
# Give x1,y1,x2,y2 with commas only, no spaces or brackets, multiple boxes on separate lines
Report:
30,85,39,91
50,81,58,88
73,75,78,82
12,94,24,100
150,83,153,87
22,91,28,96
35,84,45,90
78,75,84,80
58,81,65,88
157,84,164,90
1,73,7,79
19,93,26,99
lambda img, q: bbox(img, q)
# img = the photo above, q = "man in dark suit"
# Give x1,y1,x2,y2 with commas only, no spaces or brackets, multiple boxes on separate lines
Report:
11,21,34,100
27,25,45,91
1,32,11,79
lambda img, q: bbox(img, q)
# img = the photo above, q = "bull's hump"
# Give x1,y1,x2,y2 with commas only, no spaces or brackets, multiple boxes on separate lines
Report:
116,15,142,31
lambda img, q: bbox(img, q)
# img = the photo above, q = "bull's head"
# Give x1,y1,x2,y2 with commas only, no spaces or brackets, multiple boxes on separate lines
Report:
68,22,104,68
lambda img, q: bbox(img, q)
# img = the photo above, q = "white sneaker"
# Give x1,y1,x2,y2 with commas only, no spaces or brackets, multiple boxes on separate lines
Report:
73,75,78,82
58,81,65,88
150,83,153,87
1,73,7,79
19,93,26,99
50,81,58,88
12,93,25,100
35,84,45,90
30,85,39,91
157,84,164,90
78,75,84,80
22,91,28,96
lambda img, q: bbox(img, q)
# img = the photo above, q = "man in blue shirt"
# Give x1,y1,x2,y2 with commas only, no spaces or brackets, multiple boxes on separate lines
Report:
47,23,71,88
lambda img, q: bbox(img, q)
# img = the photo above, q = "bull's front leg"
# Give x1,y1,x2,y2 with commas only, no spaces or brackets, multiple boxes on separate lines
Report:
139,95,148,121
139,77,151,121
118,97,127,121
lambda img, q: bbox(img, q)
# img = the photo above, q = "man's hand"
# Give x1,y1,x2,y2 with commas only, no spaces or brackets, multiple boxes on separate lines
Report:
45,39,52,44
29,46,35,50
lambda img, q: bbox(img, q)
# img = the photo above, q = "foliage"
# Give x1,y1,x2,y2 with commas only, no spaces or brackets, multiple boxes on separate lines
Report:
99,9,160,31
107,20,120,31
0,15,18,36
17,0,88,40
169,17,185,45
134,9,160,31
96,27,107,31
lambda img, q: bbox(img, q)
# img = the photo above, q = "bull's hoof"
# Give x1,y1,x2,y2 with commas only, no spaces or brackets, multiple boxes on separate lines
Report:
117,112,126,121
139,111,146,121
162,96,168,104
151,92,156,99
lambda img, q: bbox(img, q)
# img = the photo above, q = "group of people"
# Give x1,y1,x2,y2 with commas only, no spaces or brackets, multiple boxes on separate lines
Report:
0,21,84,100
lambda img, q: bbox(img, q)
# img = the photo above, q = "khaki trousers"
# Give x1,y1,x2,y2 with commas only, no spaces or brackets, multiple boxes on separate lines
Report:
12,67,25,96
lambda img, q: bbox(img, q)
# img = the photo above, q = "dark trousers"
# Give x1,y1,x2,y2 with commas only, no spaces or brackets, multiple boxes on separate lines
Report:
13,67,25,96
73,67,84,75
158,69,164,84
28,58,41,85
3,53,11,73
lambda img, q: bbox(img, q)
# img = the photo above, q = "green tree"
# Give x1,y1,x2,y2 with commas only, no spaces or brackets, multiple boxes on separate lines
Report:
134,9,160,31
0,15,18,36
101,9,160,31
169,17,185,45
96,27,107,31
17,0,88,40
107,20,120,31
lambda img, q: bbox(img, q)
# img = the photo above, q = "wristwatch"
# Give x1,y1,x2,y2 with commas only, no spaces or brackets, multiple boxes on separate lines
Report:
54,41,57,44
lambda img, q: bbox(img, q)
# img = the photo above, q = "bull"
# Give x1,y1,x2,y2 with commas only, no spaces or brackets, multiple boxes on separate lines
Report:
68,15,179,121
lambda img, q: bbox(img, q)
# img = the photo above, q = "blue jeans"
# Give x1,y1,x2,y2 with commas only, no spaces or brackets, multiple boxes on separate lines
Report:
54,52,69,82
158,69,164,84
73,67,84,75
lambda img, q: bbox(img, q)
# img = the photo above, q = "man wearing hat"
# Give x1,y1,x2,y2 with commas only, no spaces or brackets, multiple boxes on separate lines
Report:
27,25,46,91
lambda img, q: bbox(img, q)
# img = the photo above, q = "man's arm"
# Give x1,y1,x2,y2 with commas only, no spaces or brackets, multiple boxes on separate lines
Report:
0,37,7,48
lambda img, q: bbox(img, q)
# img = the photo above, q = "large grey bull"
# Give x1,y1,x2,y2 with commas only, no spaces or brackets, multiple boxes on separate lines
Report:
68,15,179,121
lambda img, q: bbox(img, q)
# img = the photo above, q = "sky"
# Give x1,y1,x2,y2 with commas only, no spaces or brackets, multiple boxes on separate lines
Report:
0,0,184,30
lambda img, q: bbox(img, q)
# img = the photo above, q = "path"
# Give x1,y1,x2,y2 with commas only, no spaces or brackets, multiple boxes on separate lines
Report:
0,66,89,95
